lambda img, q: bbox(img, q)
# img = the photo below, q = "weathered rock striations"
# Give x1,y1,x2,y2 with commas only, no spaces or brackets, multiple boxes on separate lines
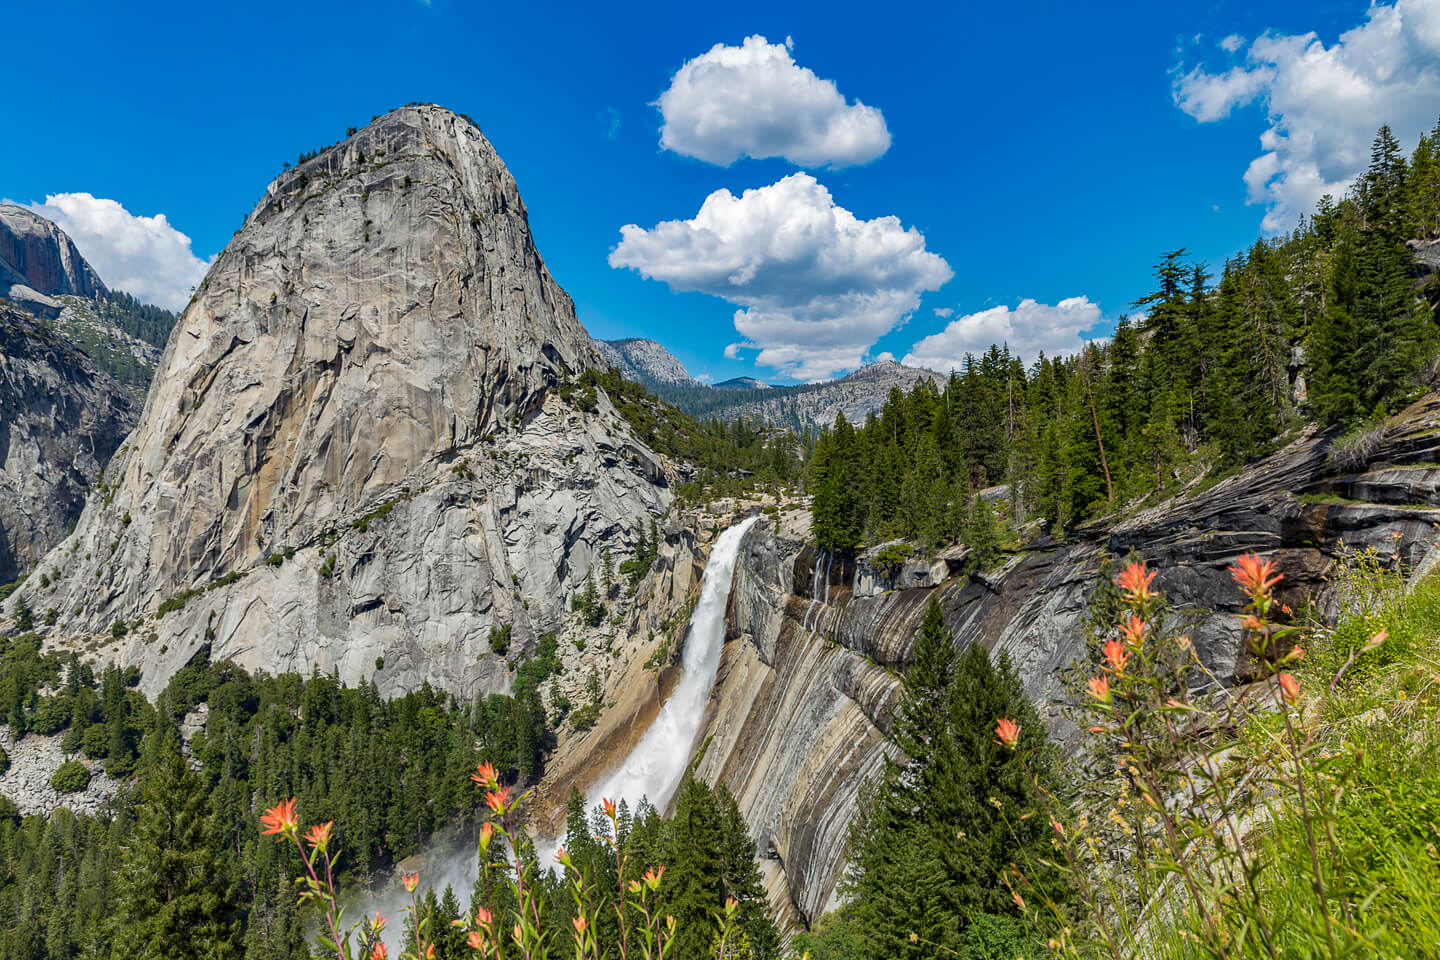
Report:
0,204,107,316
696,395,1440,927
7,105,671,700
0,302,137,582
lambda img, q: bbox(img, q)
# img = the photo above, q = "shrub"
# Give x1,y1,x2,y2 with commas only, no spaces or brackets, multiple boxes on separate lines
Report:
872,542,911,577
488,623,512,656
51,760,91,794
0,745,8,776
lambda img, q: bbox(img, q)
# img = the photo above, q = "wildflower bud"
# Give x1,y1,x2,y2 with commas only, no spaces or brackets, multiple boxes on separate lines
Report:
573,916,588,935
371,911,386,934
555,847,571,867
1283,645,1306,664
467,931,486,950
1278,672,1301,704
1102,638,1130,675
426,945,436,959
1363,629,1388,653
475,907,493,928
1085,675,1111,704
370,945,388,960
1119,615,1148,649
479,822,494,852
994,718,1021,750
471,762,499,787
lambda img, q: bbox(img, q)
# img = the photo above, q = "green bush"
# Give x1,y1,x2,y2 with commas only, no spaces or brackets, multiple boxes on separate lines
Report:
488,623,512,656
0,745,9,776
50,760,91,794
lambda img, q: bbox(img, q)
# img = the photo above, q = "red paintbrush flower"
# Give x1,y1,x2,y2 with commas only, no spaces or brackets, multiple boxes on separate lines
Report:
260,797,298,837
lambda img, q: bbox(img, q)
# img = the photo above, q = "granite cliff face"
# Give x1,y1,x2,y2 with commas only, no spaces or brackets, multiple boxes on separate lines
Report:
0,204,107,317
0,302,136,582
8,105,671,699
694,396,1440,927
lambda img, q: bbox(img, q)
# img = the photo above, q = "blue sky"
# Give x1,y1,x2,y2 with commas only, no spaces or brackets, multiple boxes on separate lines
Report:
7,0,1437,382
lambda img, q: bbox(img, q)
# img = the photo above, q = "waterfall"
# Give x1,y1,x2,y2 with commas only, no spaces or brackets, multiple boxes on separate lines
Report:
581,514,759,817
363,515,758,948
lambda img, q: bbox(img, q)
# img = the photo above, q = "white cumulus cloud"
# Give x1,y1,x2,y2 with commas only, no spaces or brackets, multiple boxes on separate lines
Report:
933,306,954,318
656,35,891,169
609,173,951,381
26,192,212,311
1174,0,1440,231
903,296,1104,372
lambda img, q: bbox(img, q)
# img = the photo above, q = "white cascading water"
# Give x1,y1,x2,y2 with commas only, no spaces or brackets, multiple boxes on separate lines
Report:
576,514,759,818
366,515,758,950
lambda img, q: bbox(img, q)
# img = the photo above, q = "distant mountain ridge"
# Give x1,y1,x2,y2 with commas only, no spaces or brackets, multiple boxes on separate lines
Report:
592,334,944,430
654,360,945,431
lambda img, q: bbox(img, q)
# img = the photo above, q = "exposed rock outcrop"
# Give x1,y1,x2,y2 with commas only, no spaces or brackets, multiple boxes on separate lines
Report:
0,204,107,316
697,395,1440,928
7,105,671,700
0,302,137,582
595,338,696,388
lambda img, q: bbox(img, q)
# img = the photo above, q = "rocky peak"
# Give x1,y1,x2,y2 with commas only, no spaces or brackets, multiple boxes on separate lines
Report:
12,104,666,699
0,204,108,316
595,337,696,388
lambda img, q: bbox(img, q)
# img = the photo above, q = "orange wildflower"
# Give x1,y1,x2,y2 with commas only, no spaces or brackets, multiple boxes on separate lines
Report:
642,865,666,891
1120,615,1148,649
1278,672,1301,704
370,945,387,960
402,872,419,894
995,717,1021,750
471,762,499,787
484,787,511,814
475,906,493,928
1086,675,1111,703
467,931,486,950
573,916,588,935
1115,562,1157,603
479,821,494,851
1229,553,1283,599
260,797,298,837
303,821,334,852
1102,638,1131,674
602,797,618,820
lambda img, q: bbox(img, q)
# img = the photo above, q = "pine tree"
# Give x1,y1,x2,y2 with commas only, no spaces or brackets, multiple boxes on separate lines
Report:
663,774,725,960
110,732,241,959
843,613,1062,959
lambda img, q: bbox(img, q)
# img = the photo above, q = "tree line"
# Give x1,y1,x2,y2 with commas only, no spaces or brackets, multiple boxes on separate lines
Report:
810,122,1440,552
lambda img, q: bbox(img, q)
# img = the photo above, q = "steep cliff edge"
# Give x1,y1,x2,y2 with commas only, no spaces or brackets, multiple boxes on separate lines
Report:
698,396,1440,928
5,105,671,700
0,204,107,317
0,303,136,582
